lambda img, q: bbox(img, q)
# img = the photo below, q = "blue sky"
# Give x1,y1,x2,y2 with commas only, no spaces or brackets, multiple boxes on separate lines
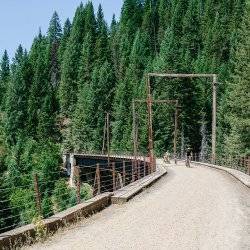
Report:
0,0,123,60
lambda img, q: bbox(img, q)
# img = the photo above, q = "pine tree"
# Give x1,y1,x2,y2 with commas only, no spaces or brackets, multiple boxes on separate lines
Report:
91,62,115,149
72,83,94,151
95,4,109,64
142,0,159,55
84,1,96,39
58,18,72,65
109,14,120,79
0,50,10,108
158,0,172,43
59,3,86,116
112,31,149,151
28,32,50,138
223,7,250,157
47,11,62,88
5,47,32,145
47,11,62,43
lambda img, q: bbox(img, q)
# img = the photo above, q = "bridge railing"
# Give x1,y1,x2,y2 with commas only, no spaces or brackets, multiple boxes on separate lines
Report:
0,157,151,234
190,153,250,175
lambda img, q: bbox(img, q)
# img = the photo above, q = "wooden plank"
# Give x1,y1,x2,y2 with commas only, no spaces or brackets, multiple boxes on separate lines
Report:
111,169,167,204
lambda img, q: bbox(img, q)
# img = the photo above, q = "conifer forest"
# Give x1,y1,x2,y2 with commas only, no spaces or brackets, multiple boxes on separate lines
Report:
0,0,249,233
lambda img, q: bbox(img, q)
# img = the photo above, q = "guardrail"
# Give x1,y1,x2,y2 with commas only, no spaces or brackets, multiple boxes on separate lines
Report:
0,155,151,235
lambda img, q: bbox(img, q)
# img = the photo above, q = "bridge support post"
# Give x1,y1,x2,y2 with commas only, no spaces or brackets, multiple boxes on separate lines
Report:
123,161,126,186
76,166,81,204
34,173,42,217
247,156,250,175
174,101,179,165
147,75,154,173
112,162,116,191
96,164,101,195
69,154,76,187
211,74,217,164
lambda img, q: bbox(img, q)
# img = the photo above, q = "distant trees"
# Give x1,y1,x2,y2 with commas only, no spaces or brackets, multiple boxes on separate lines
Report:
0,50,10,108
223,6,250,157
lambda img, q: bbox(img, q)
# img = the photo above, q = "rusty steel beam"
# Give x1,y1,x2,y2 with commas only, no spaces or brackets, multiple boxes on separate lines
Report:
173,100,179,164
135,99,177,104
147,75,154,173
133,97,180,165
212,75,217,164
148,73,216,78
148,72,218,164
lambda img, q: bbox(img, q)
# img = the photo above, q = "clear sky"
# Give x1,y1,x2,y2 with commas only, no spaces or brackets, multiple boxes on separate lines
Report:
0,0,123,60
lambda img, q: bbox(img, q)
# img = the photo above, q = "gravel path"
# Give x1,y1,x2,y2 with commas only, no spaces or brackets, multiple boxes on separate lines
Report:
27,161,250,250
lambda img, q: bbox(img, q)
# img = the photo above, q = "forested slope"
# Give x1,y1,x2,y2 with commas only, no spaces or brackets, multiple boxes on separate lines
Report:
0,0,249,232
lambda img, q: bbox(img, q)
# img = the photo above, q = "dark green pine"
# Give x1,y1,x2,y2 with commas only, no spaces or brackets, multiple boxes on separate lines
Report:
0,50,10,108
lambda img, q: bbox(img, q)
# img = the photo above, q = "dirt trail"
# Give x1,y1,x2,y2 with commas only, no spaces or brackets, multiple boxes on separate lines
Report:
26,161,250,250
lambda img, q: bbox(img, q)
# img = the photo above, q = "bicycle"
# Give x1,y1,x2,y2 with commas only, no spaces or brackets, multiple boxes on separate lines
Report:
185,155,191,167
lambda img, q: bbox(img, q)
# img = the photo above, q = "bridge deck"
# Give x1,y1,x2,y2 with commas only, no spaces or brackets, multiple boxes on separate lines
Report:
27,161,250,250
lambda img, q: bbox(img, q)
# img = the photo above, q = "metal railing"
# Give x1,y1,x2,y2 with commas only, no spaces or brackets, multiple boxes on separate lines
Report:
0,156,151,234
189,153,250,175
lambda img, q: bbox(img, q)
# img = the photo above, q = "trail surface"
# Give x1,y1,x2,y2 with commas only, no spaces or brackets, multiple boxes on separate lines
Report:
27,161,250,250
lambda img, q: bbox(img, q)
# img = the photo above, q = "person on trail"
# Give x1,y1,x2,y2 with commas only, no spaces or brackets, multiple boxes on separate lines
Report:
164,151,170,164
186,147,192,167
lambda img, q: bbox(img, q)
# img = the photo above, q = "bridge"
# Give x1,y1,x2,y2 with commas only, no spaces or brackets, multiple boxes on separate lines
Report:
1,155,249,249
26,159,249,250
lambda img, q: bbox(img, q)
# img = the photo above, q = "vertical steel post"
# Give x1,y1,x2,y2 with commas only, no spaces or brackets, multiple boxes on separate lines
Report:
123,160,126,186
102,116,107,154
132,100,138,180
112,162,116,191
147,74,154,173
107,113,110,168
212,74,217,164
96,164,101,195
132,100,137,160
247,156,250,175
34,173,42,216
137,160,140,179
76,166,81,204
174,100,178,164
132,159,135,182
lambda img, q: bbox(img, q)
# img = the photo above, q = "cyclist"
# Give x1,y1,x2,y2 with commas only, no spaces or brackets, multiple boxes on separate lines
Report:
164,151,170,164
186,147,192,167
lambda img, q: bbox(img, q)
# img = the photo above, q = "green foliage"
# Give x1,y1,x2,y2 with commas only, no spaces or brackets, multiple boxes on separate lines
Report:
0,50,10,108
10,188,37,224
223,7,250,157
52,179,72,212
5,48,32,145
47,11,62,43
59,4,86,115
52,179,93,213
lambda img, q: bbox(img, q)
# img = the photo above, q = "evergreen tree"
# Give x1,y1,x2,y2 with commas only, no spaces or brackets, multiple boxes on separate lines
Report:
91,62,115,149
59,3,86,116
109,14,120,79
112,31,149,151
142,0,159,55
158,0,172,43
28,32,51,138
5,47,32,146
95,4,109,64
47,11,62,88
0,50,10,108
47,11,62,43
58,18,72,65
223,7,250,157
